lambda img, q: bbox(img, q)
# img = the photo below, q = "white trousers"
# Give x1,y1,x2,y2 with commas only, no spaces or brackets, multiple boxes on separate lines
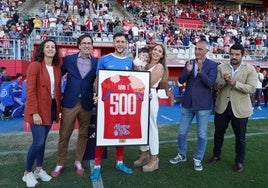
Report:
140,88,159,155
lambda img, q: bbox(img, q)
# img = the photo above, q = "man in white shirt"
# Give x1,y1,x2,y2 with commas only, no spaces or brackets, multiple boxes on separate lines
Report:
252,65,264,110
0,13,8,28
135,36,147,51
131,22,139,42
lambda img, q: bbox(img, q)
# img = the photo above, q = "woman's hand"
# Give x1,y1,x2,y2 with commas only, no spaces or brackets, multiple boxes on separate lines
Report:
93,93,98,104
33,113,42,125
149,93,152,100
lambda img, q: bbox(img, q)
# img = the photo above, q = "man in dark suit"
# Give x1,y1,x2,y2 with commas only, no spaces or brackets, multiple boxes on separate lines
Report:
51,34,98,177
169,40,218,171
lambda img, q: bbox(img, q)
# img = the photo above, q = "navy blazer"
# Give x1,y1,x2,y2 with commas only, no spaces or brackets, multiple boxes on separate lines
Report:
61,53,97,110
179,58,218,111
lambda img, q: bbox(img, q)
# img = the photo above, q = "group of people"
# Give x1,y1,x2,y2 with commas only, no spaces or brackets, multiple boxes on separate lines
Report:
21,30,259,188
169,41,258,174
21,32,168,187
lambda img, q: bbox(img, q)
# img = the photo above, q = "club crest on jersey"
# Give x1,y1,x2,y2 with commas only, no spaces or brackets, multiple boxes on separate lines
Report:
114,123,130,136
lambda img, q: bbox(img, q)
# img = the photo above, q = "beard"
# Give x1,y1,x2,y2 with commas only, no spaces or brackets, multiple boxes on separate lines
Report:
115,47,125,55
230,59,240,65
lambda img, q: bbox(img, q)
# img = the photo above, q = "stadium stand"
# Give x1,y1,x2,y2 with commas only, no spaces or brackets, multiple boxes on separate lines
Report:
0,0,268,64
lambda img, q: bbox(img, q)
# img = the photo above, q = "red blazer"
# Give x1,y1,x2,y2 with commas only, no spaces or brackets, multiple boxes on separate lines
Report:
24,61,62,125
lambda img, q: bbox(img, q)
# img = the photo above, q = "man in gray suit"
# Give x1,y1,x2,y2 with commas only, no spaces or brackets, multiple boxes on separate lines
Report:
209,43,258,172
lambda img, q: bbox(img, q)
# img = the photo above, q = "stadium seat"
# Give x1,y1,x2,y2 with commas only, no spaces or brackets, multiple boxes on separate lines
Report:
172,48,179,53
95,37,102,42
244,55,252,60
102,37,110,42
177,53,185,59
179,49,185,53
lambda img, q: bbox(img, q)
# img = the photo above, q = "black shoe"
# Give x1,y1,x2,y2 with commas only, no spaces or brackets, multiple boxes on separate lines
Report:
234,163,243,172
3,115,12,120
209,156,221,164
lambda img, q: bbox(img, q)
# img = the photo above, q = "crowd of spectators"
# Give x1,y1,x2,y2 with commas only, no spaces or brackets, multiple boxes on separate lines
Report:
0,0,268,61
123,0,268,60
0,0,28,58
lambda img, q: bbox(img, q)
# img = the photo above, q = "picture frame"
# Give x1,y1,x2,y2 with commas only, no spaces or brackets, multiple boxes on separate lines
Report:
96,69,151,146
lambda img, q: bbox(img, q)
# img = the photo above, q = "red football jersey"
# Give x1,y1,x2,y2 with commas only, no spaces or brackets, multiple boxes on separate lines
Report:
101,75,145,139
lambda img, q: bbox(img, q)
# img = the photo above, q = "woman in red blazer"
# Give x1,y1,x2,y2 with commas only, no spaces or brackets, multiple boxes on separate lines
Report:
22,39,62,188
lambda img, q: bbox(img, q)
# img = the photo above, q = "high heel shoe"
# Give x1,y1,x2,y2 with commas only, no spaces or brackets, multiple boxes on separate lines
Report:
133,153,149,167
143,157,159,172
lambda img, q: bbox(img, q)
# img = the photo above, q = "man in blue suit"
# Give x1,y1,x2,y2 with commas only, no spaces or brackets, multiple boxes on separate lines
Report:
52,34,98,177
169,40,218,171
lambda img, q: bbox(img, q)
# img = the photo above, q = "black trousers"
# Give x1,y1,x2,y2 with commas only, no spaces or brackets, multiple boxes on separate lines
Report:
213,102,248,164
51,99,57,123
262,89,267,106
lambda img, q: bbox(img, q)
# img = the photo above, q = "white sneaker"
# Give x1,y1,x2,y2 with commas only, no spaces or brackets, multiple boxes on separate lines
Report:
22,172,39,187
34,169,52,182
193,158,203,171
257,106,262,110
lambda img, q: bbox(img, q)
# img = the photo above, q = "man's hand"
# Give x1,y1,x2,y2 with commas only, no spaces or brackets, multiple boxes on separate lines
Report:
224,73,236,86
186,60,193,73
197,59,202,73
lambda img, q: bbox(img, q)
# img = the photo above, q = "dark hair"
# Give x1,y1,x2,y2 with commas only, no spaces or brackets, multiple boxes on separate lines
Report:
0,66,6,72
230,43,245,56
34,39,60,66
138,47,150,54
16,73,23,78
77,33,93,46
152,44,169,82
113,32,126,40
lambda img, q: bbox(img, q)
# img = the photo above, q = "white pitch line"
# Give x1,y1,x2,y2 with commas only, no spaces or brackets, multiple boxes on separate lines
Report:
1,132,268,156
160,131,268,144
160,115,174,121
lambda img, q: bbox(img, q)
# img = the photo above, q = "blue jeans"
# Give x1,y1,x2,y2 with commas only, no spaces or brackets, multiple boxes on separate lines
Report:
25,124,51,172
254,88,262,107
177,107,211,160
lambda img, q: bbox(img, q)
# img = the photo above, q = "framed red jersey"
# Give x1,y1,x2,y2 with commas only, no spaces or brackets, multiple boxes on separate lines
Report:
96,70,151,146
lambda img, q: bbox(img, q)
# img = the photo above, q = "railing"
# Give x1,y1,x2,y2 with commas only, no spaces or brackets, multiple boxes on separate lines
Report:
0,39,23,60
19,30,116,61
166,44,268,62
2,29,268,63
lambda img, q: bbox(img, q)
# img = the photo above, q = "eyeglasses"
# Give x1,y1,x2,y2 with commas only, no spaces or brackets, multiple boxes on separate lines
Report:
81,42,92,46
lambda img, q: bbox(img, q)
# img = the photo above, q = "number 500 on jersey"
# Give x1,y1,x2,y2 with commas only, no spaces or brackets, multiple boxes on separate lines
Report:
96,70,151,146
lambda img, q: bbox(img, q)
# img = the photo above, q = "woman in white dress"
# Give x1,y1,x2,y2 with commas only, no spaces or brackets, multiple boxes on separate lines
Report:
133,44,169,172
